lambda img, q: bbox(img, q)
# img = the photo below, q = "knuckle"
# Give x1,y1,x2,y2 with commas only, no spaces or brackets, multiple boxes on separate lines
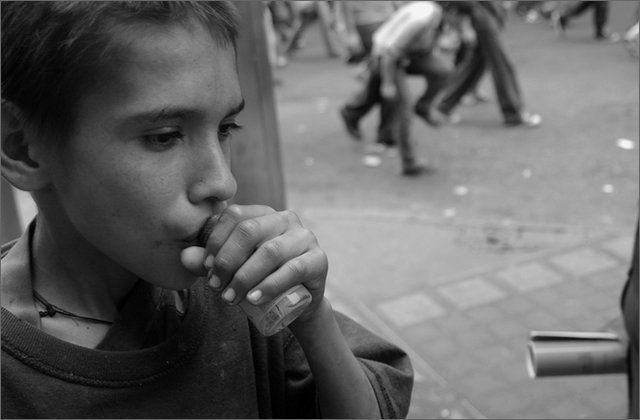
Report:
262,239,283,261
286,258,306,277
237,219,260,240
280,209,299,224
300,227,316,243
213,255,232,273
225,204,243,220
232,270,250,289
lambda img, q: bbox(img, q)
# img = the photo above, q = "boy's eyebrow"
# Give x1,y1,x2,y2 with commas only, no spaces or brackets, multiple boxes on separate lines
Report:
120,99,245,125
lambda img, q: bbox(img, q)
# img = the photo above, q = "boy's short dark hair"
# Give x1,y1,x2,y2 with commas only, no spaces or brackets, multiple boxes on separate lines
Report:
1,1,240,141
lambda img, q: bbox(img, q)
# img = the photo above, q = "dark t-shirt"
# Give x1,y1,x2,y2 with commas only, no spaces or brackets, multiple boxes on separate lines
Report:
1,226,413,418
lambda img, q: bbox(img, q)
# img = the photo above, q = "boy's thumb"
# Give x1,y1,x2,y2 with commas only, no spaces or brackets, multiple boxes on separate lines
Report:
180,246,208,276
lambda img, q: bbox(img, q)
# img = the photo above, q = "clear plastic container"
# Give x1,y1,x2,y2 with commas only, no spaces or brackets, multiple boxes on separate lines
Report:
199,216,312,336
239,284,312,336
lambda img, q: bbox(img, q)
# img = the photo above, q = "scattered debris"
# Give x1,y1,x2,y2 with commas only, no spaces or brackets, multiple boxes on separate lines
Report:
443,208,457,218
602,184,615,194
453,186,469,196
362,155,382,167
616,138,636,150
316,97,329,113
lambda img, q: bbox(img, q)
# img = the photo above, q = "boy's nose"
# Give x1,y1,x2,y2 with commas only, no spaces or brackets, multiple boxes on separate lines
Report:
187,141,237,204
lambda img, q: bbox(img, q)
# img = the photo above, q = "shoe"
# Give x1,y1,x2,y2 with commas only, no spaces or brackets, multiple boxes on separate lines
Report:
413,103,439,127
414,104,460,127
461,91,489,106
525,9,539,23
504,112,542,128
433,108,462,125
402,163,434,177
376,138,397,148
596,32,620,43
339,107,361,140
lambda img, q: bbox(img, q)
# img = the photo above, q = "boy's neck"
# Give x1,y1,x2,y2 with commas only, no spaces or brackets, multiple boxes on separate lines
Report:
31,214,139,324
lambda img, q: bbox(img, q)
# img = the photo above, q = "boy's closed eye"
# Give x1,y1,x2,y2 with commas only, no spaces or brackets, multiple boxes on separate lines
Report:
140,121,241,151
142,129,185,151
218,121,242,139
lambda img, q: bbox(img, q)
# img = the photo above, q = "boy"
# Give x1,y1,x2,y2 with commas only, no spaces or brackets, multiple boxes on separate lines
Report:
1,2,413,418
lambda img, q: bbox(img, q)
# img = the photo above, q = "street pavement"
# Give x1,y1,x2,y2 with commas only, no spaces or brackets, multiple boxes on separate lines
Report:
5,2,638,419
273,2,639,419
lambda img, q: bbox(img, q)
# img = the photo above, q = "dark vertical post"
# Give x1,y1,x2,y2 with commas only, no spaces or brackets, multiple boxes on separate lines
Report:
232,1,287,211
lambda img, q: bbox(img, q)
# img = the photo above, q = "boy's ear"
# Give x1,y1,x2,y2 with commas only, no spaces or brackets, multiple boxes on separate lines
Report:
1,100,50,191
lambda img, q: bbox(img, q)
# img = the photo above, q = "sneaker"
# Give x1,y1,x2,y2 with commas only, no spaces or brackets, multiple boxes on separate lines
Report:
362,154,382,168
415,105,461,127
461,91,489,106
413,103,440,127
339,107,361,140
596,31,620,43
402,163,434,177
504,112,542,128
434,109,462,125
376,138,397,148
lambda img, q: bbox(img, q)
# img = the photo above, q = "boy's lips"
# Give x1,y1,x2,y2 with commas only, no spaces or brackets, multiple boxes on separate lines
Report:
196,215,220,247
182,214,221,247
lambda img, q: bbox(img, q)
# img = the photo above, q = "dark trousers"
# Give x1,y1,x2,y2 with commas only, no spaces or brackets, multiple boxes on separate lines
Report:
562,1,610,38
342,51,452,143
342,60,417,169
342,59,396,144
437,9,523,122
405,51,452,113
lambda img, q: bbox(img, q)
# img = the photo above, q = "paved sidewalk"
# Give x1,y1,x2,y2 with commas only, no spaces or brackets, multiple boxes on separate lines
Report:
301,207,634,419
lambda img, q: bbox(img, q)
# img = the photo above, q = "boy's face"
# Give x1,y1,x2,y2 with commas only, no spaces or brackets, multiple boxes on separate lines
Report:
43,22,242,289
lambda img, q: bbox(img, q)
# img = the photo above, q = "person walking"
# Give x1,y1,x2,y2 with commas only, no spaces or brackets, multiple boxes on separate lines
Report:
552,0,617,41
339,1,453,176
338,1,398,142
434,1,542,128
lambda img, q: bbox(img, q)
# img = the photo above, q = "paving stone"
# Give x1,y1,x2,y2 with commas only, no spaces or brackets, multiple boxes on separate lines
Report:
420,337,458,359
454,328,495,349
550,248,619,277
496,262,564,292
465,305,506,323
488,318,527,340
519,308,563,330
481,389,530,416
526,287,564,307
497,295,537,315
377,292,445,327
457,371,505,397
437,277,507,309
433,312,477,334
439,352,478,379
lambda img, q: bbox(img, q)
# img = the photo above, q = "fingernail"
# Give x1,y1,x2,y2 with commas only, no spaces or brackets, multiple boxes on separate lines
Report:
222,288,235,303
204,254,214,270
247,289,262,304
208,273,221,289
